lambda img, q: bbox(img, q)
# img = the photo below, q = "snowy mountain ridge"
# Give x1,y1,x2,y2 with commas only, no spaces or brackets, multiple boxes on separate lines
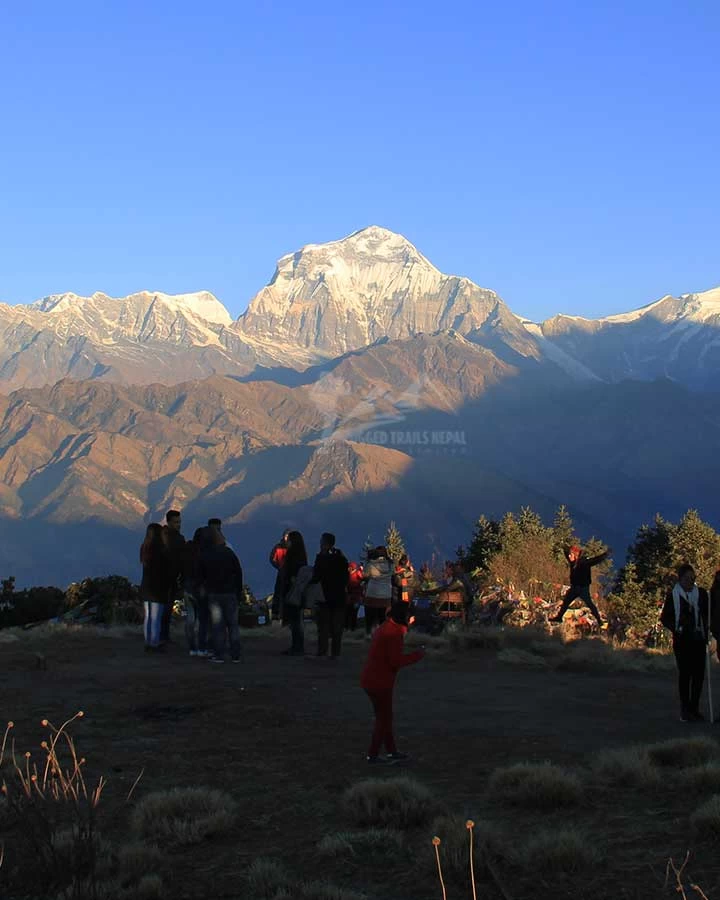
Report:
0,225,718,390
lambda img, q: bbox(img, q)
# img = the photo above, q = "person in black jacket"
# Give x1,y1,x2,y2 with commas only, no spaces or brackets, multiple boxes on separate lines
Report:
199,528,244,664
661,563,715,722
161,509,185,643
183,527,213,657
311,532,350,659
550,545,608,625
280,531,308,656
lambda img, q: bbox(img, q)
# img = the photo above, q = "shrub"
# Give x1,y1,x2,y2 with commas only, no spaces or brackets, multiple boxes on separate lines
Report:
691,795,720,839
344,777,436,828
65,576,143,625
512,826,599,872
317,828,404,857
488,762,582,809
591,746,660,787
0,585,66,628
130,787,237,845
647,737,720,769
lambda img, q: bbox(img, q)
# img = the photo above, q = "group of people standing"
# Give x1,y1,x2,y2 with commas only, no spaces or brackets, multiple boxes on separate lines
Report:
269,531,422,658
140,515,720,762
139,511,244,663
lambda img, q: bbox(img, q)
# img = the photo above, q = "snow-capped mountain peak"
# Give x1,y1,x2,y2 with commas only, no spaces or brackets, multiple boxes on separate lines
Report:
31,290,233,327
234,225,508,358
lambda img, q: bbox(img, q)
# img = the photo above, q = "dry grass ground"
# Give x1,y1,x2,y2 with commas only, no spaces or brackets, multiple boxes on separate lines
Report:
1,621,720,900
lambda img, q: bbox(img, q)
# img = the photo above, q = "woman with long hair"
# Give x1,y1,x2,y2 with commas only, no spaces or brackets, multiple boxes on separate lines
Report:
280,530,308,656
140,523,171,652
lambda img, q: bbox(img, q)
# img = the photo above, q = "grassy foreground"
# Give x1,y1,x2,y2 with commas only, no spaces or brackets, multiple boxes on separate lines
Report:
1,621,718,899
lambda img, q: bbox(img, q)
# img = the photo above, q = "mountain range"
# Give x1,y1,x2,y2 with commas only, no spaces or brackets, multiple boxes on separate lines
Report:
0,225,719,592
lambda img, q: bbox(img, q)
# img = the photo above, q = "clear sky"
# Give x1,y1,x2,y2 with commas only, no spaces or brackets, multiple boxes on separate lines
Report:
1,0,718,322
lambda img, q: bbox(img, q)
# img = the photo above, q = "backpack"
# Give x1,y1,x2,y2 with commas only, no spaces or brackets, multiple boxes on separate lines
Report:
284,566,315,608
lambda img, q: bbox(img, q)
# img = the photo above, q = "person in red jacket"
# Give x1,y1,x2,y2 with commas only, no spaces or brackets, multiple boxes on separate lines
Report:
346,561,365,631
360,602,425,765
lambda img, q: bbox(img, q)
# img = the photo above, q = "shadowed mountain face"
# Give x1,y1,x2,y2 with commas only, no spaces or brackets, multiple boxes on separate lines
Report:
0,227,719,590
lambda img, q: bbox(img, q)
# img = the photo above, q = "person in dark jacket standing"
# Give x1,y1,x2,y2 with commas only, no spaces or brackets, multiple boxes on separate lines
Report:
550,545,608,625
360,602,425,764
140,523,171,652
183,527,213,657
311,532,350,659
280,531,308,656
199,529,244,664
161,509,185,643
661,564,715,722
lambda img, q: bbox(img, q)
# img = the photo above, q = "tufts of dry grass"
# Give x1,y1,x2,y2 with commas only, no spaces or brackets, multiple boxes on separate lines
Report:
406,632,450,652
488,762,583,809
680,762,720,795
294,882,367,900
130,787,237,846
497,648,550,669
591,745,660,788
512,826,599,872
344,777,436,828
691,795,720,839
246,858,291,896
317,827,404,857
428,815,493,881
113,842,164,881
647,737,720,769
448,628,506,652
246,859,366,900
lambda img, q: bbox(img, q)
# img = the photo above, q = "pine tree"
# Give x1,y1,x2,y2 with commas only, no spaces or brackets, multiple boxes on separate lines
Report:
608,561,657,633
627,514,674,596
464,515,502,571
552,505,577,561
517,506,549,539
670,509,720,589
499,512,522,553
384,521,405,563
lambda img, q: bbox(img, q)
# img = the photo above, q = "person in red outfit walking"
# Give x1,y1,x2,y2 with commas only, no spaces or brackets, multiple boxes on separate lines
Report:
360,602,425,765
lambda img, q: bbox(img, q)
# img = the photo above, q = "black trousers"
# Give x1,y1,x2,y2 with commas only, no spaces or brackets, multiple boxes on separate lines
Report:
364,606,388,635
316,605,345,657
345,604,359,631
160,602,172,642
556,585,603,622
673,636,707,713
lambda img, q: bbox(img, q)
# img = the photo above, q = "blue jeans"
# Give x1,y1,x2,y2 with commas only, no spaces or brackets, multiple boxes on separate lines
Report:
144,601,163,647
208,593,241,660
184,593,210,652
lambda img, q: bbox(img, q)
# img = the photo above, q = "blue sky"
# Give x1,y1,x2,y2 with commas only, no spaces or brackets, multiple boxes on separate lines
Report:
1,0,718,321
